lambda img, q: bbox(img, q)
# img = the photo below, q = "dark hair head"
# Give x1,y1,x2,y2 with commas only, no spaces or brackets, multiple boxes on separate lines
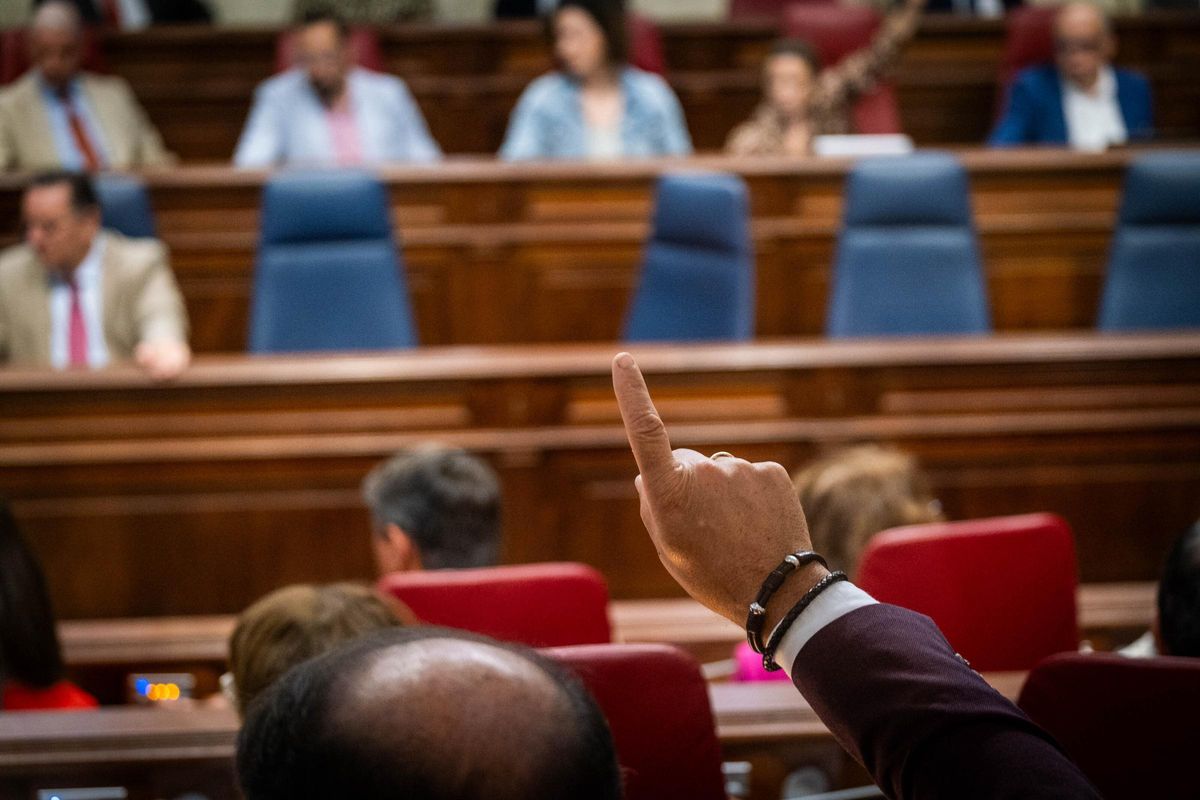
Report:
554,0,629,67
298,8,348,39
769,38,822,74
362,446,502,570
0,500,65,698
236,626,621,800
1158,520,1200,657
26,171,98,215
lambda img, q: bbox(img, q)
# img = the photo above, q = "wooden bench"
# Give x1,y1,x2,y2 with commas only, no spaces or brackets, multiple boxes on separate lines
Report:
2,335,1195,619
0,149,1159,352
54,582,1154,704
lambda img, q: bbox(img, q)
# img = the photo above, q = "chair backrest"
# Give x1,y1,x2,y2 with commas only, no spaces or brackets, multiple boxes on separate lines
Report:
1018,653,1200,800
1098,151,1200,331
546,643,726,800
274,26,385,73
0,27,108,85
629,12,666,76
377,562,612,647
857,513,1079,671
730,0,836,20
783,5,902,134
95,174,157,239
994,6,1057,120
624,172,755,342
827,152,991,337
248,170,417,354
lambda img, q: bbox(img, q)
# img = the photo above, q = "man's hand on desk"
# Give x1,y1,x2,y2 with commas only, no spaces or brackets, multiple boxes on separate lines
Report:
611,352,828,630
135,339,191,381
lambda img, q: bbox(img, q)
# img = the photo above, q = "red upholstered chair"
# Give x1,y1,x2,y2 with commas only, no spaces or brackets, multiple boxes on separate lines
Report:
629,12,667,76
783,4,902,134
274,26,386,74
546,643,726,800
0,27,108,84
730,0,835,20
995,6,1057,119
1018,653,1200,800
856,513,1079,671
377,562,612,647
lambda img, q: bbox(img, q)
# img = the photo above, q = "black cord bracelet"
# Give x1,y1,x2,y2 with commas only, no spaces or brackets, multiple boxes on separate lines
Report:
745,550,829,655
761,570,849,672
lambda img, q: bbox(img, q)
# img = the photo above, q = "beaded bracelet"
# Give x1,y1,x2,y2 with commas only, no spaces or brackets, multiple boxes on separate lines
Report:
745,550,829,655
761,570,849,672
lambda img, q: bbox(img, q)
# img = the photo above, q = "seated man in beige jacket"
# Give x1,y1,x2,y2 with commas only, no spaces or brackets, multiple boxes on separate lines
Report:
0,171,190,379
0,1,174,171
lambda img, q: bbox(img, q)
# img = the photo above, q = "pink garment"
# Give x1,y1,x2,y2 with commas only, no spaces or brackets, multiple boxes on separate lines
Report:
327,97,363,166
67,279,88,367
733,640,791,682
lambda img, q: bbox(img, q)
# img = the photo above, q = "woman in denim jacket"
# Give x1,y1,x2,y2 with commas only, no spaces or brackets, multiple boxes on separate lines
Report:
500,0,692,161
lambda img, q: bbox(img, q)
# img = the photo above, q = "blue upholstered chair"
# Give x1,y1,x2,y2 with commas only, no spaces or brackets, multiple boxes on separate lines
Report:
1098,152,1200,331
247,171,417,354
96,174,157,238
827,153,991,338
624,173,755,342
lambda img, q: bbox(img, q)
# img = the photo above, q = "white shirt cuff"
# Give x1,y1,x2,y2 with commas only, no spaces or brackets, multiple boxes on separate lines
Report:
774,581,878,678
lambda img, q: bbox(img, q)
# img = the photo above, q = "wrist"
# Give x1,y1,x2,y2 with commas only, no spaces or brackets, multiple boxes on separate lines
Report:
761,563,830,635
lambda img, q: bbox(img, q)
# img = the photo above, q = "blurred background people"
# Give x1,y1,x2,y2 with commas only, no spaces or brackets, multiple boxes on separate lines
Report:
291,0,433,23
234,11,441,168
362,445,503,575
989,2,1153,150
0,499,97,711
499,0,691,161
0,1,175,171
1122,520,1200,658
0,171,191,378
794,444,944,577
225,582,414,716
725,0,926,157
33,0,213,28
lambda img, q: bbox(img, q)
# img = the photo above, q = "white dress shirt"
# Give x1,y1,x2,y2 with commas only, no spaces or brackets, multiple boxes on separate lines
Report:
1062,67,1128,152
49,233,110,370
776,581,879,678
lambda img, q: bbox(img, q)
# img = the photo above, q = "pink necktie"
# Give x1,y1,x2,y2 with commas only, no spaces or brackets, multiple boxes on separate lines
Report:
68,279,89,368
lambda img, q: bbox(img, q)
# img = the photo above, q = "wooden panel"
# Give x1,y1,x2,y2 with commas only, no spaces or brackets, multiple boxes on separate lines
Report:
83,15,1200,157
1,335,1197,619
0,149,1144,353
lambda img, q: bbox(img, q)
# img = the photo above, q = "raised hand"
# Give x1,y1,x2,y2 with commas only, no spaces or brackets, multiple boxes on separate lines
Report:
611,352,826,627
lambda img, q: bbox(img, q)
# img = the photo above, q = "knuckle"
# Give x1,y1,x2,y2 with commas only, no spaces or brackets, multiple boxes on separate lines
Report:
629,410,666,439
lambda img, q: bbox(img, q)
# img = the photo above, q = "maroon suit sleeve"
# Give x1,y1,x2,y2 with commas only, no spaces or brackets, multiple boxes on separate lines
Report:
790,603,1100,799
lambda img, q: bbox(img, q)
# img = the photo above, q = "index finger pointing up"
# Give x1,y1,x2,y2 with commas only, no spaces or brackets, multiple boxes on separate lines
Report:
612,352,678,488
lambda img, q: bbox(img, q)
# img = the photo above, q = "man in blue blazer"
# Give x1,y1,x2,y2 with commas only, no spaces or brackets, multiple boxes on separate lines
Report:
990,2,1153,150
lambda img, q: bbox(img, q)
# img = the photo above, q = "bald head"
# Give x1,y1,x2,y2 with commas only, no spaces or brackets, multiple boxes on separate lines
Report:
237,628,621,800
1054,2,1115,91
29,1,85,89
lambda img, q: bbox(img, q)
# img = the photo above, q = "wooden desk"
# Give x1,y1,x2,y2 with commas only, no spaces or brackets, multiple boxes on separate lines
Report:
86,15,1200,158
0,150,1158,352
54,582,1154,705
2,334,1196,619
0,672,1026,800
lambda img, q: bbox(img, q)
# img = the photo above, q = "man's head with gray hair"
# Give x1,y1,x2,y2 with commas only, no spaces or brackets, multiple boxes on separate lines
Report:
362,446,502,574
29,1,85,89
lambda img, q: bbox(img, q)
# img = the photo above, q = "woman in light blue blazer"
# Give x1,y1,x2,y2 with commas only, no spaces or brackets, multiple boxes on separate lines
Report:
499,0,692,161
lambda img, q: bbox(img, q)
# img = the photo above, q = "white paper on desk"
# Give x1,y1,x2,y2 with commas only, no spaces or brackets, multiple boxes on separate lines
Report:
812,134,915,158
